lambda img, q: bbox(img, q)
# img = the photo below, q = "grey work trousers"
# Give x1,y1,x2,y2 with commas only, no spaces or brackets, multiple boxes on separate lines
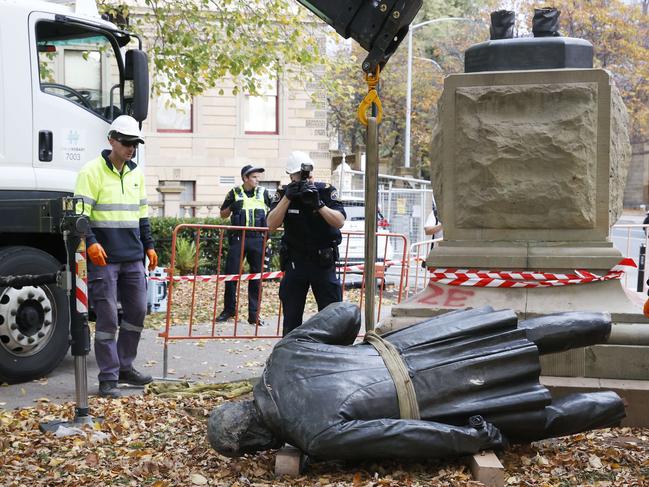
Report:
88,260,147,382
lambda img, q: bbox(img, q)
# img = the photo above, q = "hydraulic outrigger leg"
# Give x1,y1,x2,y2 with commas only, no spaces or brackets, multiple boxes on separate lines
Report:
40,198,100,433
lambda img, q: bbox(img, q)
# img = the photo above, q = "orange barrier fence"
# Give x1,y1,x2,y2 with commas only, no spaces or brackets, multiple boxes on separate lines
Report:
157,224,410,377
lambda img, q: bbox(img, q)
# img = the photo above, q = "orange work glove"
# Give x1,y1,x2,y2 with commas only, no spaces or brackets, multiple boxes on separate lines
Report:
87,243,108,266
146,248,158,271
644,298,649,318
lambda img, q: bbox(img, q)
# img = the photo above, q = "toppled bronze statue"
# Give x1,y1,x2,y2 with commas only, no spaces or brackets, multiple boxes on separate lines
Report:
208,303,625,460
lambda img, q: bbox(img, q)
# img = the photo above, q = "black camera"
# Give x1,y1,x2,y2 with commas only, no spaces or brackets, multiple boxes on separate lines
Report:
297,163,320,208
299,162,314,182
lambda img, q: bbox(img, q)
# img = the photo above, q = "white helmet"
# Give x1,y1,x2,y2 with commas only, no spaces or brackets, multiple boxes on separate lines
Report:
108,115,144,143
286,151,314,174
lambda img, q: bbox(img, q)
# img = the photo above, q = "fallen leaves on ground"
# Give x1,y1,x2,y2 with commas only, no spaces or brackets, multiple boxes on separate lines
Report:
502,430,649,486
1,392,647,486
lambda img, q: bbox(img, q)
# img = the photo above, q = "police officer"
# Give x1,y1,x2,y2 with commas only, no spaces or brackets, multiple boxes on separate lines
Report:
217,165,272,325
267,151,346,335
74,115,157,398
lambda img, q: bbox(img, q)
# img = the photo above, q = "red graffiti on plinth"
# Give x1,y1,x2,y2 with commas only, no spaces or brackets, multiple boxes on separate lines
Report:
417,281,475,308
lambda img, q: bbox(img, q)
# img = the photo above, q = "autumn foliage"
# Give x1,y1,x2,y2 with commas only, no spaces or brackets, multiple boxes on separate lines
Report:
522,0,649,145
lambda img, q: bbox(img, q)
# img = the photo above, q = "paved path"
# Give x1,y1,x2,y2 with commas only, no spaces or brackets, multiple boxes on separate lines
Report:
0,324,277,410
0,300,393,411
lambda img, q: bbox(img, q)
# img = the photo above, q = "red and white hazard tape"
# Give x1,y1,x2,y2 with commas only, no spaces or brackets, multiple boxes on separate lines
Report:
150,270,284,283
75,244,88,313
427,258,636,288
338,261,394,273
148,260,402,283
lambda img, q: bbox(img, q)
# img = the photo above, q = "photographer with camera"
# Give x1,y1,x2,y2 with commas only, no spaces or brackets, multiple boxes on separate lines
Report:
267,151,346,335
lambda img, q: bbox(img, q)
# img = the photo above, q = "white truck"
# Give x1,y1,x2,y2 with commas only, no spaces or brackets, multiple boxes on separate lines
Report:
0,0,148,383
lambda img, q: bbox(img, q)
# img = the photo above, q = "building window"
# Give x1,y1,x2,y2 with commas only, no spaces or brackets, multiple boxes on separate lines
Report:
179,180,196,217
156,92,192,132
244,75,278,135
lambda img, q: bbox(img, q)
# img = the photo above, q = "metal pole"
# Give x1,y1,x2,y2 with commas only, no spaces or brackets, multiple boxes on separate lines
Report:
404,29,413,169
387,181,393,224
365,117,379,331
74,355,90,421
420,189,425,242
339,153,345,194
163,342,169,378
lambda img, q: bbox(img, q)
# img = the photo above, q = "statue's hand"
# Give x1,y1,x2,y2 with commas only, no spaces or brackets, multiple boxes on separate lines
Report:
469,415,507,449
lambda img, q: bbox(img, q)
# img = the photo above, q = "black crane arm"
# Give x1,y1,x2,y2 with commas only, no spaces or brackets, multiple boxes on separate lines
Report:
296,0,423,73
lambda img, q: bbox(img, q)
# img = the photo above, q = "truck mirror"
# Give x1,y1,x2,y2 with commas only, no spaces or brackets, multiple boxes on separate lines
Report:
124,49,149,122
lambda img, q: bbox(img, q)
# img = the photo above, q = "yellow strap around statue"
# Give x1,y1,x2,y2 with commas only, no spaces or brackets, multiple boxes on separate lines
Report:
364,330,420,420
357,67,383,126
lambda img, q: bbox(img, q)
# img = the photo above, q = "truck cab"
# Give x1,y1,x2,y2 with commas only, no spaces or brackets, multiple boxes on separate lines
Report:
0,0,148,383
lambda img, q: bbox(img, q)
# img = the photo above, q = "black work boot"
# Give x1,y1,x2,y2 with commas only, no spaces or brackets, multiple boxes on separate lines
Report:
99,380,122,398
216,310,234,322
118,367,153,386
248,315,267,326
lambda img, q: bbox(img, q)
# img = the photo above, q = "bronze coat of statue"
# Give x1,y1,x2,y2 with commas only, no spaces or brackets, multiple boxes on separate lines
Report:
208,303,625,460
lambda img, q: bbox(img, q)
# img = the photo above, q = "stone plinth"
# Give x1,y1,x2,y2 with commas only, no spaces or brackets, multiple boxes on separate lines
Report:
404,69,640,319
431,69,630,245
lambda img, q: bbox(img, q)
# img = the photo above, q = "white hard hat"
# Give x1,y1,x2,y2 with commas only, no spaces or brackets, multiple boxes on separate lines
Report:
286,151,314,174
108,115,144,143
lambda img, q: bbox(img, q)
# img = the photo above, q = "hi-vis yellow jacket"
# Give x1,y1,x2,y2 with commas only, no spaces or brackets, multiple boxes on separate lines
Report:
74,150,154,263
231,185,269,228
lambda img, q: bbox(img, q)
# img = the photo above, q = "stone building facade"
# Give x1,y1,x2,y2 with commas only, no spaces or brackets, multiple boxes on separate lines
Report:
141,74,331,217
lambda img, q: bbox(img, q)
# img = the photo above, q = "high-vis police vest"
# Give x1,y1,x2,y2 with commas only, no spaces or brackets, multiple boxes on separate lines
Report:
74,153,151,262
231,186,268,230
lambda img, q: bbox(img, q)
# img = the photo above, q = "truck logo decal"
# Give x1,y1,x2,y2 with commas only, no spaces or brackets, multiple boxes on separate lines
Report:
67,130,80,145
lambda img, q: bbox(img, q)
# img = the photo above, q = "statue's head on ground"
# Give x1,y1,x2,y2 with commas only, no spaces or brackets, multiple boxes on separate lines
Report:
207,400,281,457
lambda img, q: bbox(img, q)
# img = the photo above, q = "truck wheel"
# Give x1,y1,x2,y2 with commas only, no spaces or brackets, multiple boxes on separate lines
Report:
0,246,70,384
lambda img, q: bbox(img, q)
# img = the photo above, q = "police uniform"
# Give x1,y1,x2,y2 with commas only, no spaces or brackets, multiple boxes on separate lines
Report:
221,185,271,322
270,182,346,335
74,149,153,384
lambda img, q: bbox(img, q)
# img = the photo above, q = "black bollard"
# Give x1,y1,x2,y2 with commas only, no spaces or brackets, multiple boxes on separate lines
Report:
489,10,515,40
638,243,646,293
532,7,561,37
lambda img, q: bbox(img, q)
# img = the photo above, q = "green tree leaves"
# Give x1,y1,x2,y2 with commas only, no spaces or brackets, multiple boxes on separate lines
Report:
99,0,324,102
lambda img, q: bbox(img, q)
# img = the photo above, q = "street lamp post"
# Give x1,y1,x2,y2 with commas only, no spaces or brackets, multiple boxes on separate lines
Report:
404,17,483,169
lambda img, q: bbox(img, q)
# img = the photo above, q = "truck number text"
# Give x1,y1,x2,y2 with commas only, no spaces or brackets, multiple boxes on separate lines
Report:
65,152,81,161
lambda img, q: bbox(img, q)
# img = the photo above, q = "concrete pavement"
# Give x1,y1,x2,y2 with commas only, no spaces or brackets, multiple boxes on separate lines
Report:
0,323,277,410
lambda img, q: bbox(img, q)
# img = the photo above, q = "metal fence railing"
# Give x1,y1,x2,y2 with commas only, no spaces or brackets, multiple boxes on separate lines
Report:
333,166,435,246
611,223,648,293
152,224,410,378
